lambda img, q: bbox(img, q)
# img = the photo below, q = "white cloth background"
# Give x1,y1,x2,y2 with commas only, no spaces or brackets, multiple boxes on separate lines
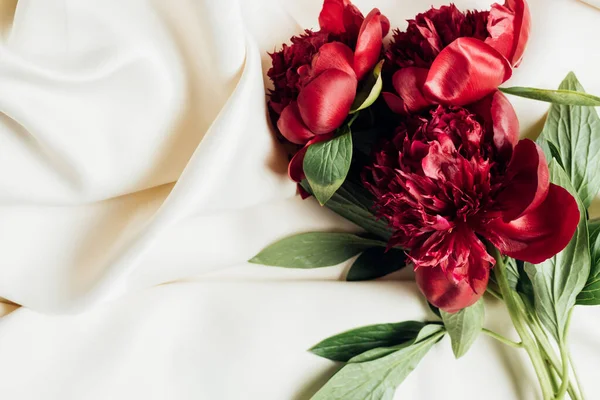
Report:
0,0,598,398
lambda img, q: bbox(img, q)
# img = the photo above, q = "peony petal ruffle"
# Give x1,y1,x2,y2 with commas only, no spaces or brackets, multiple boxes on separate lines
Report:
423,37,513,106
277,102,315,145
354,8,386,80
310,42,356,79
297,68,357,135
495,139,549,222
318,0,348,34
318,0,365,36
415,256,490,314
485,0,531,67
389,67,433,113
470,90,519,160
342,0,366,38
410,226,493,285
484,183,580,264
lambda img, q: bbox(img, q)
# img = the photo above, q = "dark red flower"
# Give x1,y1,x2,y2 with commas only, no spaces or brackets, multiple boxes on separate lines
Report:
268,30,331,115
384,0,530,113
386,4,490,71
363,92,579,313
267,0,389,183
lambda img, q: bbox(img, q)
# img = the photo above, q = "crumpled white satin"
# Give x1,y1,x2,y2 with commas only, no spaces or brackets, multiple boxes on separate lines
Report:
0,0,599,399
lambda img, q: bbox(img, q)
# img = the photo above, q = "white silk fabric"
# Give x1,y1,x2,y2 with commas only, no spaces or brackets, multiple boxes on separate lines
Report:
0,0,599,398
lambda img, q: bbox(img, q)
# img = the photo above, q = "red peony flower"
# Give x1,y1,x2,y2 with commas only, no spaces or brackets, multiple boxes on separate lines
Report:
383,0,530,114
363,92,579,313
267,0,389,182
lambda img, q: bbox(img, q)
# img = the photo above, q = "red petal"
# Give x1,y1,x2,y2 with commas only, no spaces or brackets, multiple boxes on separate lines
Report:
342,0,365,38
484,184,580,264
382,92,406,114
470,90,519,160
277,102,315,145
288,147,308,183
288,134,335,182
416,261,489,314
310,42,356,79
297,68,357,134
410,227,494,306
298,184,312,199
496,139,549,221
354,8,385,80
423,37,513,106
390,67,433,113
485,0,531,67
379,14,390,37
318,0,347,34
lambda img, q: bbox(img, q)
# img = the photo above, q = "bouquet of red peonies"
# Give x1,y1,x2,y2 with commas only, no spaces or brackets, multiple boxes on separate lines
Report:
252,1,600,398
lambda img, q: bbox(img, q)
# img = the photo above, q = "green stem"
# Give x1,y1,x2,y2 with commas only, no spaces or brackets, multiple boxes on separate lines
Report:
528,316,582,400
569,351,585,400
546,359,560,393
482,328,523,348
493,261,581,399
347,111,360,127
491,247,555,399
555,310,573,400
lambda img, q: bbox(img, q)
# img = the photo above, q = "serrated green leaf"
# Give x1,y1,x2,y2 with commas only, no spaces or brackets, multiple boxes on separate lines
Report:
318,180,393,240
310,327,444,400
577,218,600,304
500,85,600,106
249,232,385,268
351,60,384,113
536,72,600,208
440,299,484,358
346,247,407,281
309,321,427,362
304,129,353,205
525,161,590,340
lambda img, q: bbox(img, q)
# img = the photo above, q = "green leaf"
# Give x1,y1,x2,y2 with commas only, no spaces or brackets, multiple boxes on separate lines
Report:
588,219,600,268
347,325,445,364
310,326,444,400
414,324,445,342
321,180,393,240
536,72,600,208
348,324,445,363
304,128,353,205
504,257,520,291
309,321,427,362
347,344,408,364
440,299,484,358
516,260,536,309
346,247,407,281
537,139,564,170
249,232,385,268
351,60,384,113
577,218,600,304
525,161,590,340
500,85,600,106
